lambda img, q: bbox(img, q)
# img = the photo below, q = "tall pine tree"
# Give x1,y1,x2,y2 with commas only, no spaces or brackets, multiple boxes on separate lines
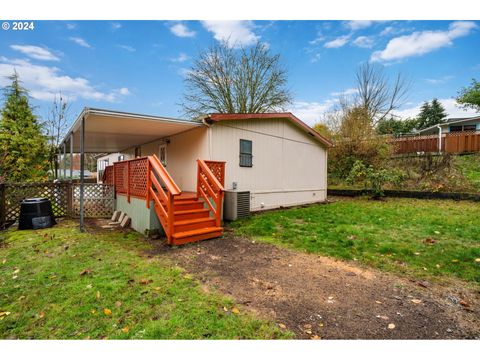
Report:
416,98,447,130
0,71,49,182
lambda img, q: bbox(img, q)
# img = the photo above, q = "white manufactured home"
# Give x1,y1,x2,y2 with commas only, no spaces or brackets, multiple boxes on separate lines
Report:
62,108,331,245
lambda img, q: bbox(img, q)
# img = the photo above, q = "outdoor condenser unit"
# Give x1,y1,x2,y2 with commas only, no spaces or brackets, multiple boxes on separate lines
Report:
223,191,250,221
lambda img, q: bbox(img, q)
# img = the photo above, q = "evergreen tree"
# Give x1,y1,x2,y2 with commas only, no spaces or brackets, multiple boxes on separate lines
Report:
416,99,447,130
0,71,49,182
376,117,418,135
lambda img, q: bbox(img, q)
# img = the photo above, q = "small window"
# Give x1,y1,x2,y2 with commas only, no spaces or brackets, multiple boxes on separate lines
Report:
102,159,109,170
450,125,463,132
239,139,253,167
118,155,125,161
464,124,476,131
134,147,141,158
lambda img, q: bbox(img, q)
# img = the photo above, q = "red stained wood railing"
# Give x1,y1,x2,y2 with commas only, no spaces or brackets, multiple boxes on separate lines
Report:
147,155,181,244
196,159,225,228
102,165,114,185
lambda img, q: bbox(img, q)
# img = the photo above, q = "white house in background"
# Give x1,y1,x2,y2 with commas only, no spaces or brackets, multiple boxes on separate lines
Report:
96,152,125,182
415,116,480,136
96,110,332,211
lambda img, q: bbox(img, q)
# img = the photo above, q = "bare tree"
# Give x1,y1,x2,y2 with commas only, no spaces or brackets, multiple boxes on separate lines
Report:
354,62,411,124
44,93,70,178
181,42,292,118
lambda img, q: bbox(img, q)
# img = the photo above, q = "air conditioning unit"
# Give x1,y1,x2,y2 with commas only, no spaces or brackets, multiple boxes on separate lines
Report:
223,191,250,221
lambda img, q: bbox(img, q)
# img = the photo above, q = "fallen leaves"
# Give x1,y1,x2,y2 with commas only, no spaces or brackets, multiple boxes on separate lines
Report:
103,308,112,316
387,323,396,330
451,259,459,263
0,311,11,320
475,258,480,263
115,301,122,308
411,299,422,304
80,269,92,276
459,300,470,308
122,326,129,333
2,259,6,264
376,315,389,320
424,238,436,245
39,312,45,319
139,279,152,285
310,335,321,340
231,306,240,314
278,323,286,329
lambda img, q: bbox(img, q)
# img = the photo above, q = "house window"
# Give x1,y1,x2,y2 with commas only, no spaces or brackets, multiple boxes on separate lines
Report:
239,139,253,167
159,144,167,167
102,159,109,170
450,125,463,132
464,125,476,131
118,155,125,161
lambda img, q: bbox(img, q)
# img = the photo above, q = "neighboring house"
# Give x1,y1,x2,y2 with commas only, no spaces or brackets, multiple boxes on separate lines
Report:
61,108,332,244
415,116,480,136
96,152,126,182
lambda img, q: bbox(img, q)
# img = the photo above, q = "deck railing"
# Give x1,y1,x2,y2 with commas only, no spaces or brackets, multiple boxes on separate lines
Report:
196,159,225,227
146,155,181,243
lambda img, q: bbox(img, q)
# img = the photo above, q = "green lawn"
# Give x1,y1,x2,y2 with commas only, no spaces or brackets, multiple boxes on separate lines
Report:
0,221,288,339
455,154,480,192
230,198,480,285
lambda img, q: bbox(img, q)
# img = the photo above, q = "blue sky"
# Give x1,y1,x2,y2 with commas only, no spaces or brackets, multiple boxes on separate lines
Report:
0,20,478,126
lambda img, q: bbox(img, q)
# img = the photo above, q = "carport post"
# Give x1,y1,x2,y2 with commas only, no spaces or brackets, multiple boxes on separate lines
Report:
70,133,74,180
63,142,67,179
79,116,85,232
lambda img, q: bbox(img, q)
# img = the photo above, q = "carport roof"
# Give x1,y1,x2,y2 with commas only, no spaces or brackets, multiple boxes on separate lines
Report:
60,107,204,153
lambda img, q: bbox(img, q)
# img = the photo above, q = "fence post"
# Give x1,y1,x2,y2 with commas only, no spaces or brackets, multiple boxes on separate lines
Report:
66,182,73,217
0,184,5,228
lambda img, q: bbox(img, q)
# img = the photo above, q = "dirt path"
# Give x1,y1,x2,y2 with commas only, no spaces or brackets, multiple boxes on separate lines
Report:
147,233,479,339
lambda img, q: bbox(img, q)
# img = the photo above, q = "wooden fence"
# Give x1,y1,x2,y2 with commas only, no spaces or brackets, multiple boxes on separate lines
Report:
392,131,480,154
0,181,114,229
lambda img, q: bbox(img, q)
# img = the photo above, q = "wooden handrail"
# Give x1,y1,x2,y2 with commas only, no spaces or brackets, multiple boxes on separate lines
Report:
149,155,181,195
146,155,181,244
197,159,224,192
196,159,225,227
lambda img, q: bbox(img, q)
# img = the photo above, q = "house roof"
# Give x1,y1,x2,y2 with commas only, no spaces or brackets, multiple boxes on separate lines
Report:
60,107,203,153
416,116,480,134
205,112,333,148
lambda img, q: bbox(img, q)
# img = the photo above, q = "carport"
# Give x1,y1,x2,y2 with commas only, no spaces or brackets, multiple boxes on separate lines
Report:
59,107,203,231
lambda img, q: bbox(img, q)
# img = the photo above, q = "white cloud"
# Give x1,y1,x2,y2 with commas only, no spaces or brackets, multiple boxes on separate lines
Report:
372,21,477,62
66,23,76,30
310,53,321,63
380,26,413,37
10,45,60,61
394,98,478,119
324,35,350,48
169,22,196,38
0,57,121,102
352,36,374,48
117,87,130,95
201,20,259,48
170,53,189,63
289,100,336,125
345,20,374,31
330,88,358,97
111,22,122,31
117,44,136,52
69,37,92,48
425,75,453,85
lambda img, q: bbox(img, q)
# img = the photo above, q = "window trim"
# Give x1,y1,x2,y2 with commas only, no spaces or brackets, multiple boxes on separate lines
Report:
239,139,253,168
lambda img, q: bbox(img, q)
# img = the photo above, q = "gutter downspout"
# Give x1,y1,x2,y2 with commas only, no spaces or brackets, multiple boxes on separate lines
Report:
437,125,442,154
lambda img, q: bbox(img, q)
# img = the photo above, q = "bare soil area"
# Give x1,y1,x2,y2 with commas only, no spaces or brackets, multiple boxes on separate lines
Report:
145,232,479,339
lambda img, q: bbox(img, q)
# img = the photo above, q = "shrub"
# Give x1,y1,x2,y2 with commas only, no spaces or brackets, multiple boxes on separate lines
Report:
347,160,404,198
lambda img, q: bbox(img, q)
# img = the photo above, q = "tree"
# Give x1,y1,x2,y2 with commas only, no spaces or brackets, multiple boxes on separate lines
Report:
45,93,70,178
456,79,480,112
354,62,411,124
376,117,418,135
312,122,333,139
416,98,447,130
0,71,49,182
181,42,292,118
329,106,393,178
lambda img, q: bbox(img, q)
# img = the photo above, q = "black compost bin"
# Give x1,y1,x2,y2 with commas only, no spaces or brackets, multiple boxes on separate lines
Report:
18,198,56,230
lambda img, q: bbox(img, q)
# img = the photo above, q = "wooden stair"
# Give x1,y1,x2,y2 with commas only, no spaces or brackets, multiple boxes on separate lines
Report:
168,196,223,245
139,155,225,246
